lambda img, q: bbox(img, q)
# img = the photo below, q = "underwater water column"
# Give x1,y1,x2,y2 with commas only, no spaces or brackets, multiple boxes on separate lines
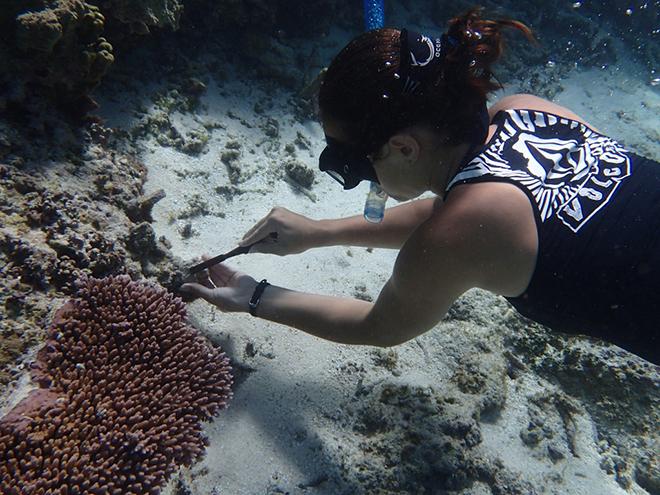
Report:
362,0,389,223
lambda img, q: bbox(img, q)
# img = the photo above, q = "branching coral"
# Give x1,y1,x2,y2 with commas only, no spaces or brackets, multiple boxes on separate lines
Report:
0,275,232,494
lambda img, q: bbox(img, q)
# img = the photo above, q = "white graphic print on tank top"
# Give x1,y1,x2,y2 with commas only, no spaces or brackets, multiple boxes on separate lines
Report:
447,109,631,233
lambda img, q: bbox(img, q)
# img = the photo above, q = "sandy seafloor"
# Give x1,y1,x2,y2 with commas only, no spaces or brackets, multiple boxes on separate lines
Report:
93,28,660,495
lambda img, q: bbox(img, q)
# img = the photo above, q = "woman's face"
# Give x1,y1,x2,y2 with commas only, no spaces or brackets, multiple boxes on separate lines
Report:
322,119,427,201
370,142,427,201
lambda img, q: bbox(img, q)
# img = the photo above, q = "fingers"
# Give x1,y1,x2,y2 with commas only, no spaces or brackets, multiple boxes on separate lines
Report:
202,261,248,288
246,234,278,254
240,207,288,246
240,216,269,246
207,262,234,286
194,268,215,289
193,255,229,287
179,283,216,302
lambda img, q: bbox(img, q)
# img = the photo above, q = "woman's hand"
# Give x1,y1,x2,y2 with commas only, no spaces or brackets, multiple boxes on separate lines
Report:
239,206,324,255
180,262,258,312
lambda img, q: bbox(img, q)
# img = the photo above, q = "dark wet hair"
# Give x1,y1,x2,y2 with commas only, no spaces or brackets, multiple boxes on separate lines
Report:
318,8,534,150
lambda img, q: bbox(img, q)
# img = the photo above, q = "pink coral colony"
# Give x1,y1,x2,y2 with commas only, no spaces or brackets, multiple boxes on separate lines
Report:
0,275,233,494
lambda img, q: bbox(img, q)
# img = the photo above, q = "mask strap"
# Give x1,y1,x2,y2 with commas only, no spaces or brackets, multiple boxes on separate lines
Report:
399,28,458,95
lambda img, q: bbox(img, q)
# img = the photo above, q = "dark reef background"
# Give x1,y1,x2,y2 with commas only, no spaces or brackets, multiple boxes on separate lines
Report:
1,0,658,117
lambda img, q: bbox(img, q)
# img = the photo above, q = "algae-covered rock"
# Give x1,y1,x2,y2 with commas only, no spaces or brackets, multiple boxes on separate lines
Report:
15,9,63,53
284,160,315,189
1,1,112,114
0,0,183,116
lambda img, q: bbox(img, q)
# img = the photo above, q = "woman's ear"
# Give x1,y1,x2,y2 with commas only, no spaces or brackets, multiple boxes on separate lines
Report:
388,134,420,162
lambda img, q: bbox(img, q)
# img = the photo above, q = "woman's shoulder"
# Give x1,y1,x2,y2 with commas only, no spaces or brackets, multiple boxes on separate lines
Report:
488,93,600,131
420,182,538,297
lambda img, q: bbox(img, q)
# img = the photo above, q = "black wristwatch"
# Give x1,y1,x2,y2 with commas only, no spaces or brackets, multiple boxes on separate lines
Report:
248,279,270,316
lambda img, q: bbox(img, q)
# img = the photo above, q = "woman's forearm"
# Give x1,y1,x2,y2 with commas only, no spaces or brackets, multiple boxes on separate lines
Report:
256,285,382,345
315,196,440,249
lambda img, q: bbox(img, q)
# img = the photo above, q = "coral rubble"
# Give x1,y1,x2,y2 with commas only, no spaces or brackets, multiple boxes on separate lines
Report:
0,275,232,494
0,124,192,395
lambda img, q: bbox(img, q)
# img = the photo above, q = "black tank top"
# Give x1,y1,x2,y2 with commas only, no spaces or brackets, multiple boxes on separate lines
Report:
445,109,660,364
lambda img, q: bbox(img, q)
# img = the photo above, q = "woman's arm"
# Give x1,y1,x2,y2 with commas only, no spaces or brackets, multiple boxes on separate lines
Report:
235,197,476,347
242,196,442,254
188,199,479,347
186,213,469,347
316,196,442,249
253,183,535,345
182,182,536,347
183,179,537,350
254,212,472,347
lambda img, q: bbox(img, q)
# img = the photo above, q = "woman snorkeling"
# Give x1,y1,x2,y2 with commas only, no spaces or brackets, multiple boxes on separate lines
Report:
181,8,659,364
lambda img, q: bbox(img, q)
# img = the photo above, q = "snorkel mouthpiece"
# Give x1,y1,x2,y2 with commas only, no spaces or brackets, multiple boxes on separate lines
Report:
364,181,388,223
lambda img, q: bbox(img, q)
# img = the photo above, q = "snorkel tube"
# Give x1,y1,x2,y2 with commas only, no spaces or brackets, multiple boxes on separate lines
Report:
363,0,384,30
362,0,388,223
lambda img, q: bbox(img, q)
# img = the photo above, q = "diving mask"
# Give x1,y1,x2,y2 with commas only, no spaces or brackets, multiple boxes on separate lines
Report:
319,135,379,190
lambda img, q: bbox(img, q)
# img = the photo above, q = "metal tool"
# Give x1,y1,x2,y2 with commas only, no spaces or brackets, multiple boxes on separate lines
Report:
187,232,278,275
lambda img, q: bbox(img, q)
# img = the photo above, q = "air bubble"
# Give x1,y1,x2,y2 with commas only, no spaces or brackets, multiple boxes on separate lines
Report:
546,61,556,68
625,8,632,15
651,78,660,86
469,60,477,67
385,61,392,67
382,93,390,99
572,1,582,7
393,72,400,79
